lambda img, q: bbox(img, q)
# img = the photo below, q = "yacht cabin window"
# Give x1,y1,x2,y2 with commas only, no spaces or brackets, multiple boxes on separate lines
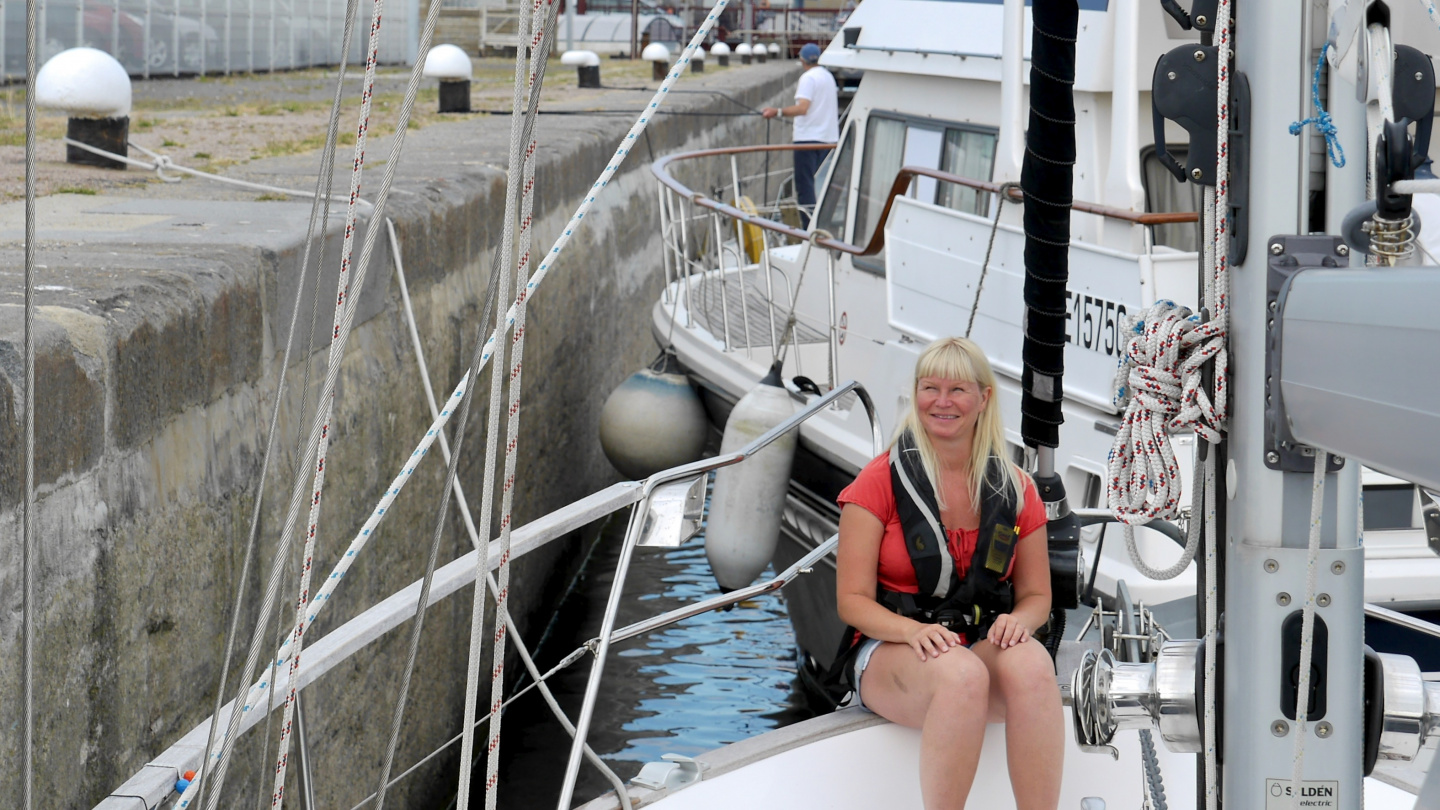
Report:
1141,146,1203,251
938,129,997,215
814,124,856,240
853,113,998,273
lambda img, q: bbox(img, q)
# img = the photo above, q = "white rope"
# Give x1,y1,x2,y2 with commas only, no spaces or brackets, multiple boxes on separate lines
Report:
180,0,414,797
458,1,532,806
191,9,731,776
1389,177,1440,194
1202,448,1219,810
486,1,547,803
1204,7,1230,807
388,219,634,810
1291,455,1327,808
1108,23,1230,583
191,0,362,802
62,137,372,209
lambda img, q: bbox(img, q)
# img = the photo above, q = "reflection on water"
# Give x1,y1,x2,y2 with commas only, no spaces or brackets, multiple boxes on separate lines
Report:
487,508,814,809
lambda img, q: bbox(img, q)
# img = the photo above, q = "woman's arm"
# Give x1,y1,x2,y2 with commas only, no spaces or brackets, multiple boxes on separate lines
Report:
836,503,963,660
987,524,1052,648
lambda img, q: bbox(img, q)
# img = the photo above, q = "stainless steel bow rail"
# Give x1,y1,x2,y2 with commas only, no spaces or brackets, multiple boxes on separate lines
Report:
554,377,884,809
97,379,880,810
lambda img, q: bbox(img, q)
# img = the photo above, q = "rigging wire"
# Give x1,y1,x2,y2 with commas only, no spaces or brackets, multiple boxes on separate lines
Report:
346,645,594,810
192,1,367,805
453,1,542,808
388,220,633,810
189,0,362,787
182,0,439,795
22,0,37,802
202,0,742,776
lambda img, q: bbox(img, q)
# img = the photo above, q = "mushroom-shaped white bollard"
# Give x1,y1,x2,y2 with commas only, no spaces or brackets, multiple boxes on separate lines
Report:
710,41,731,68
755,41,768,63
36,47,132,169
642,42,671,81
561,49,602,88
735,42,753,65
423,44,473,113
767,43,781,58
690,46,705,73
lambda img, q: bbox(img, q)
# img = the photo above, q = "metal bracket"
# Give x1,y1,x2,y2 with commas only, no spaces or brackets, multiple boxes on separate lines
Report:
1152,45,1218,185
1158,0,1219,33
631,754,703,792
1393,45,1436,168
1264,235,1348,473
1151,54,1249,264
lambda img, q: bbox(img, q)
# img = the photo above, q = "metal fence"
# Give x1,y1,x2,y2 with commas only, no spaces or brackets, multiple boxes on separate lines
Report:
7,0,418,79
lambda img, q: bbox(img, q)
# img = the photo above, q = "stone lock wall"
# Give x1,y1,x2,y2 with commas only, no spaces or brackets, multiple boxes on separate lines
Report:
0,63,801,808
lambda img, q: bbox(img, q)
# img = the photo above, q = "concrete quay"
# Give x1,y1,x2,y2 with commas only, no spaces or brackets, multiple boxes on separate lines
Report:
0,58,799,808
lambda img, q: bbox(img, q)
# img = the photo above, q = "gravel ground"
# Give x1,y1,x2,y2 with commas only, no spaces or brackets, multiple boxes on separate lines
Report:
0,56,737,200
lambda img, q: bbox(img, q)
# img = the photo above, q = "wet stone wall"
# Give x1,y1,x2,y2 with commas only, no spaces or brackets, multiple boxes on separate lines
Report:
0,61,800,808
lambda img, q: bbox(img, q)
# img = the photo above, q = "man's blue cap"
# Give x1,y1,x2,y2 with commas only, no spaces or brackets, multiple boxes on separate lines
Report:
800,43,821,62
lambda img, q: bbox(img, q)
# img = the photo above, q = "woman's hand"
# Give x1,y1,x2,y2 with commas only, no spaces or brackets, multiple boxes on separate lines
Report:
905,621,963,661
986,614,1030,649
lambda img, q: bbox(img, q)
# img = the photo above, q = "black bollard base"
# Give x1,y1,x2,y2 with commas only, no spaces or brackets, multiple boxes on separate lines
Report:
756,51,767,64
741,54,752,65
578,65,601,88
438,80,471,113
717,55,730,67
652,61,667,81
66,116,129,169
691,59,704,73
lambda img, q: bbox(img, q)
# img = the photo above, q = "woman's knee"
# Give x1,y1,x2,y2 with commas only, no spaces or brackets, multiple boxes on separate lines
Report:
994,643,1059,697
926,650,990,704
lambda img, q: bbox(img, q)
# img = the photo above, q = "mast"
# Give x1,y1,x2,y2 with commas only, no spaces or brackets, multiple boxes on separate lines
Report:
1226,0,1366,805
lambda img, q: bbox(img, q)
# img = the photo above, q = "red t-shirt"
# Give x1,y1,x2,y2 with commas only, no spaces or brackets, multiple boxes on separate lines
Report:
837,453,1047,594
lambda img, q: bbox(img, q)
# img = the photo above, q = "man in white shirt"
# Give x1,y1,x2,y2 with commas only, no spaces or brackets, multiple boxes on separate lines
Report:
762,42,839,228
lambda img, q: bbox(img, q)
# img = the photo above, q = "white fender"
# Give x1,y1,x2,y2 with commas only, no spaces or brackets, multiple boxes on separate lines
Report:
599,364,708,480
705,367,797,590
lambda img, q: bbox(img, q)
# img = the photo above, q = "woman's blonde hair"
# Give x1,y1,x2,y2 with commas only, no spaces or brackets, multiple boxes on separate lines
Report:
892,336,1025,511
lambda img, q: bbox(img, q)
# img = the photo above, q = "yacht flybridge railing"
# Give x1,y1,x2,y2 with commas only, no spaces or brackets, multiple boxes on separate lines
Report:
651,144,1200,386
651,143,1200,259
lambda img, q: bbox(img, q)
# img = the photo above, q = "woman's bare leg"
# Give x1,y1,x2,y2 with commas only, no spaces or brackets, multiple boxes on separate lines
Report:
858,641,990,810
971,640,1064,810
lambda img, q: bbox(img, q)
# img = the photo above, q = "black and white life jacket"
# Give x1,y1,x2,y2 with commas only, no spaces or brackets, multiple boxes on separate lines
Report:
878,429,1023,639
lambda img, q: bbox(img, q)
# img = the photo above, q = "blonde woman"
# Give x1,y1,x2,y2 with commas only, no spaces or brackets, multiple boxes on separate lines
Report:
835,336,1063,809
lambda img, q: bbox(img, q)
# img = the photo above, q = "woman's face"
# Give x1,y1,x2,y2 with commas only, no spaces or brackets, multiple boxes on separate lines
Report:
915,375,990,443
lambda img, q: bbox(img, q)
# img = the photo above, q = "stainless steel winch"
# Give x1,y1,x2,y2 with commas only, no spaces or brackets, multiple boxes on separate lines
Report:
1071,640,1203,758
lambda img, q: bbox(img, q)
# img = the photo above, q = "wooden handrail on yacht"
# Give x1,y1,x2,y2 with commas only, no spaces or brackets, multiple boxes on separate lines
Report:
650,143,1200,257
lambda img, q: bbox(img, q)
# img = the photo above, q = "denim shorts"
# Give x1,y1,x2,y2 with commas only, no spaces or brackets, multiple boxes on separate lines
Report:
846,638,884,712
